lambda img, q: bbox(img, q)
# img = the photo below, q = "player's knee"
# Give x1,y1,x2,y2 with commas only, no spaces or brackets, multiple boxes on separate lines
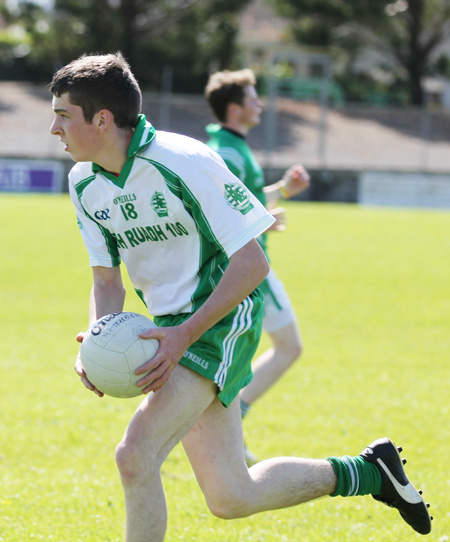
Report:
292,337,303,361
205,490,249,520
270,323,303,367
115,440,140,481
278,336,303,366
115,438,158,483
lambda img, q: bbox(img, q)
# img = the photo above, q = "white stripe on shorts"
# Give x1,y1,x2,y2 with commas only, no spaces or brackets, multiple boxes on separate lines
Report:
215,297,254,390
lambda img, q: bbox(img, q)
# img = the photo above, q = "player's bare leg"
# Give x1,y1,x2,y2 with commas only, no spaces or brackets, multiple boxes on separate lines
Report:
182,396,336,518
239,320,301,405
115,365,217,542
184,399,432,534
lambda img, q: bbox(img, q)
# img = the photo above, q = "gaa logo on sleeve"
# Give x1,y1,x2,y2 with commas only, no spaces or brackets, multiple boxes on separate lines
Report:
224,183,254,215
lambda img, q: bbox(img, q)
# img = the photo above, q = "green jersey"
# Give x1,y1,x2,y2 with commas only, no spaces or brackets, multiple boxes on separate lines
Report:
206,124,268,255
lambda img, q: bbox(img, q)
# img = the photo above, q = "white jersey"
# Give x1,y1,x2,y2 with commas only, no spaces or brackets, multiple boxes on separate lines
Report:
69,115,274,316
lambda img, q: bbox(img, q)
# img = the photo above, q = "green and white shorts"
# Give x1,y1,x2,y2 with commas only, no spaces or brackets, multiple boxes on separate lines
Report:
260,268,298,333
154,289,264,407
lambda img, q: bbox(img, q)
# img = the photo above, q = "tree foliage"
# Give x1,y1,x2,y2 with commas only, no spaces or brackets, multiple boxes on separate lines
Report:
267,0,450,105
1,0,251,91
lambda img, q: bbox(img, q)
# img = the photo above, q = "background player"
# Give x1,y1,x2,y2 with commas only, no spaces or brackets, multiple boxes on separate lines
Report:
205,69,310,463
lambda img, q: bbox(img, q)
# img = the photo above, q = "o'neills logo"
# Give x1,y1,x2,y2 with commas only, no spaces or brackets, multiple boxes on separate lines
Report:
224,183,254,215
90,312,138,336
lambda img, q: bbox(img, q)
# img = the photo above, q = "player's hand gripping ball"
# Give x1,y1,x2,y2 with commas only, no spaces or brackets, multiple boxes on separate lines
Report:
80,312,159,398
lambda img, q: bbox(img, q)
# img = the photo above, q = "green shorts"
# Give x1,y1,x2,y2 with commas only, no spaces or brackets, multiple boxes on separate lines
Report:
154,289,263,407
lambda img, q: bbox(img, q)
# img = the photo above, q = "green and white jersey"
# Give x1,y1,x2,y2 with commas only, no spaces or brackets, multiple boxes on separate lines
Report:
69,115,274,317
206,123,268,255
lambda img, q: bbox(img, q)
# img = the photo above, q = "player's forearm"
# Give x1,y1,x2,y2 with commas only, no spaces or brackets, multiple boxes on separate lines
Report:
179,239,269,345
89,267,126,324
89,285,125,324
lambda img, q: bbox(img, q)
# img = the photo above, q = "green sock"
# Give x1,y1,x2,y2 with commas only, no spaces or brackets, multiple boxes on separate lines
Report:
240,400,251,419
327,455,382,497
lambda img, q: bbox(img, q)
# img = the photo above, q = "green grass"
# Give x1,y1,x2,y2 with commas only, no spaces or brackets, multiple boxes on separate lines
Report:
0,194,449,541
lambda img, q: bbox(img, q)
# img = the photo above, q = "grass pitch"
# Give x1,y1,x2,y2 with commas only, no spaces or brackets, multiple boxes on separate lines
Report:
0,194,449,541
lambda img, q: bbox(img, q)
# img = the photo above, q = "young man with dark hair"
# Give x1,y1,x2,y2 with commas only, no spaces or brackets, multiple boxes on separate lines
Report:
205,69,309,463
50,53,431,542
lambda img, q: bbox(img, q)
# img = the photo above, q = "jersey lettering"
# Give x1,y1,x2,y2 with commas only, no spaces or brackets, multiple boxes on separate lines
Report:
112,221,188,249
113,193,137,205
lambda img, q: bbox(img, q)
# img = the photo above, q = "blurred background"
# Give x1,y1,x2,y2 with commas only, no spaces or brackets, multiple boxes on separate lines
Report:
1,0,450,207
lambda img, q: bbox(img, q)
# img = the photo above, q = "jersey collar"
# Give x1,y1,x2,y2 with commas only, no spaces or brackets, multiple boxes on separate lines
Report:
221,126,246,140
92,114,156,188
206,123,246,141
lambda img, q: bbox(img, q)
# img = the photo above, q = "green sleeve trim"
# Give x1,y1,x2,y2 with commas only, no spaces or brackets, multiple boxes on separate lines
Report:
75,174,121,267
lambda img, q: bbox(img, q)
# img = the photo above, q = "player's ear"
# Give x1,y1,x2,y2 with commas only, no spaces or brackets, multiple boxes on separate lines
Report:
227,102,241,121
95,109,115,130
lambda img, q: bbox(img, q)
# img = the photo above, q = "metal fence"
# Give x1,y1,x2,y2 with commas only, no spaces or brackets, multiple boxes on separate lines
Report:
141,90,450,174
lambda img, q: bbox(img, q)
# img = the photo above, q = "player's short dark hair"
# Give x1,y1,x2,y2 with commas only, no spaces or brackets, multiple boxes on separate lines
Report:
50,52,142,129
205,69,256,123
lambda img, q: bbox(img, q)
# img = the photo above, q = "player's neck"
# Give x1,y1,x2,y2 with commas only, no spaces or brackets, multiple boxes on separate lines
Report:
94,129,134,175
222,121,249,137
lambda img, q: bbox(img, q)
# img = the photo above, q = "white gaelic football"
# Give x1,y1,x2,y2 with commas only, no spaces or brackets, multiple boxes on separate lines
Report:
80,312,159,398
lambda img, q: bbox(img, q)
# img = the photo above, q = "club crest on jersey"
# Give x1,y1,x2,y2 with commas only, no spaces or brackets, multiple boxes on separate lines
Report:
151,191,169,218
224,183,254,215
